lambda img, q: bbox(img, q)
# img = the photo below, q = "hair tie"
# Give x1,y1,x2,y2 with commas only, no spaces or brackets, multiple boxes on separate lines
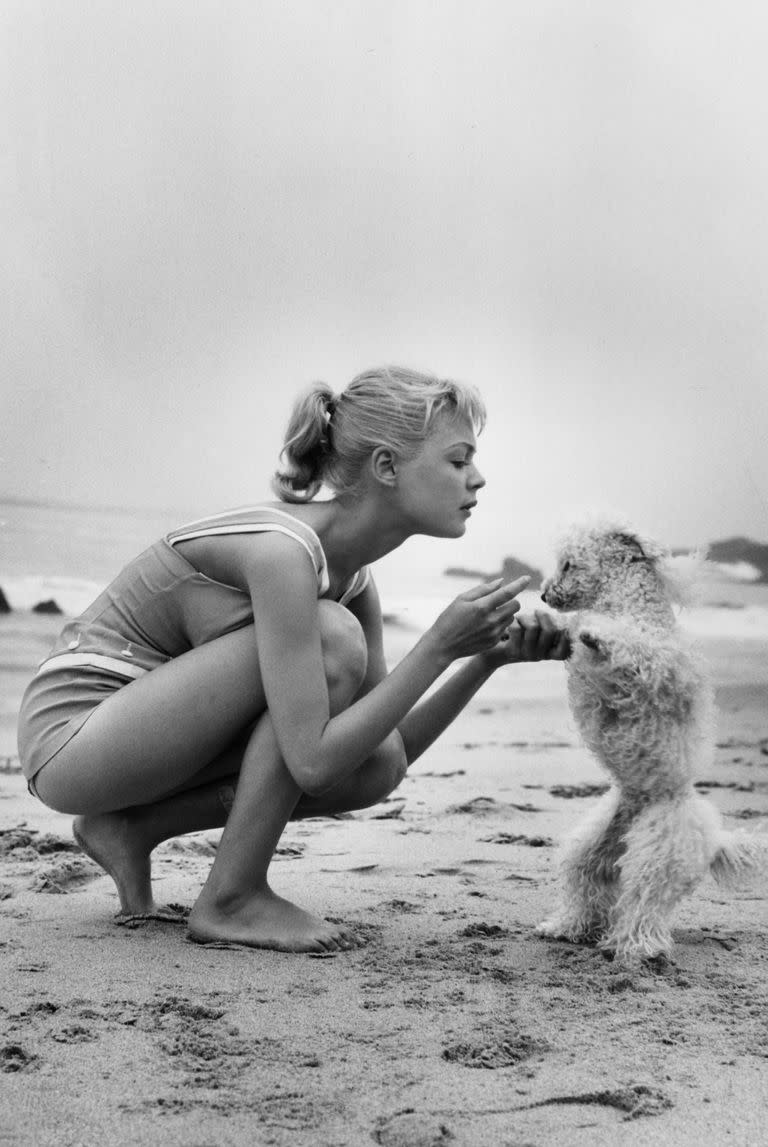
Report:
323,395,337,426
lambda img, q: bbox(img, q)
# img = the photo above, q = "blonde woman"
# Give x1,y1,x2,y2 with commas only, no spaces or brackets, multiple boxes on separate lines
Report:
18,366,568,952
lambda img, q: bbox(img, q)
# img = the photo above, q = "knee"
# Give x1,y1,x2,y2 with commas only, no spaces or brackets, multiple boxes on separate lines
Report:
317,600,367,699
371,754,408,804
352,748,408,809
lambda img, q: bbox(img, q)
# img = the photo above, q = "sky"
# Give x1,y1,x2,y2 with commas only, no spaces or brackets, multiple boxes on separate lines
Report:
3,0,768,578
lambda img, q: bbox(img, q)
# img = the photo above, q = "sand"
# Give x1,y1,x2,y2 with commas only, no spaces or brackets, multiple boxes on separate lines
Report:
1,615,767,1146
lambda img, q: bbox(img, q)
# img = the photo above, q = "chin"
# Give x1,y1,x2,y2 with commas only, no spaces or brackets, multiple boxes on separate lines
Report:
415,513,468,539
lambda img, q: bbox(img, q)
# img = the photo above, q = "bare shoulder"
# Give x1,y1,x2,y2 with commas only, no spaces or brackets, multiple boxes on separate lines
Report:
235,532,320,599
175,530,320,597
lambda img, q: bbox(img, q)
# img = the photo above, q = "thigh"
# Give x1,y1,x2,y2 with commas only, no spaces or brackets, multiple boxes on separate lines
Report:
34,625,267,814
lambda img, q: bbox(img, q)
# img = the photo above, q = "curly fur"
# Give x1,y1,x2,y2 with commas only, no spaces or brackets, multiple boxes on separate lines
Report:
536,518,764,963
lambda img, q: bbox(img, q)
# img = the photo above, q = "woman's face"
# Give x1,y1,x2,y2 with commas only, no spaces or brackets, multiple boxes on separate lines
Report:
395,412,486,538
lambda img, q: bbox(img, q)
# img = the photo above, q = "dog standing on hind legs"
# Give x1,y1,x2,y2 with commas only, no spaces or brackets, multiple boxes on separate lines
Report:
535,519,762,964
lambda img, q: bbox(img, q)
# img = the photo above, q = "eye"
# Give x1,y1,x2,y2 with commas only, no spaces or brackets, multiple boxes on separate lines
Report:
451,459,469,469
562,560,571,573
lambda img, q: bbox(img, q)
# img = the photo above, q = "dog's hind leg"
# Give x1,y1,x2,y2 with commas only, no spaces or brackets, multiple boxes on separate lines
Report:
601,796,712,963
536,789,625,944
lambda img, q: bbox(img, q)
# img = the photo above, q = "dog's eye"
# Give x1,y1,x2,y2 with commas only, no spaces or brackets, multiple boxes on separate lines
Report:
562,561,571,573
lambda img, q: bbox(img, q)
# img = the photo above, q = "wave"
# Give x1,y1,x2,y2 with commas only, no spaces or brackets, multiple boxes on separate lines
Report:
0,575,105,617
2,575,768,641
381,587,768,642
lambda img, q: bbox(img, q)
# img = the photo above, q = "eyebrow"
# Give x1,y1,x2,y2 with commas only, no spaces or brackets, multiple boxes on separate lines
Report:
446,441,476,453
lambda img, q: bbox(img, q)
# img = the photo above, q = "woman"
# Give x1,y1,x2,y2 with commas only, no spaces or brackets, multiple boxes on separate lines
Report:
18,366,568,952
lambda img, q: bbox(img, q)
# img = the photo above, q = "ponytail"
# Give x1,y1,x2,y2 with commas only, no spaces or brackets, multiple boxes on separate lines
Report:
271,383,336,502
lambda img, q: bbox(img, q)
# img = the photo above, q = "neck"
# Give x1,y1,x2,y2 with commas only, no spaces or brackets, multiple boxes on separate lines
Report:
312,496,416,579
591,581,675,628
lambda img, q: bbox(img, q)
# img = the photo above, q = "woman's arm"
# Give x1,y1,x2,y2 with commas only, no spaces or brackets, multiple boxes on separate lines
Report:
396,611,569,762
348,581,570,767
244,535,525,796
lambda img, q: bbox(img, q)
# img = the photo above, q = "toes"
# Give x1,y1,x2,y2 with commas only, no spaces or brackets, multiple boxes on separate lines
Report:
317,936,342,953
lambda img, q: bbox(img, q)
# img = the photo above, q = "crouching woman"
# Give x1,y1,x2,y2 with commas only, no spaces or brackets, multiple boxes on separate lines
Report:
17,366,568,952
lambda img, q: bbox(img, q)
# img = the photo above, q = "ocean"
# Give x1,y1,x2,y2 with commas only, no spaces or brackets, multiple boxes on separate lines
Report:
2,498,768,642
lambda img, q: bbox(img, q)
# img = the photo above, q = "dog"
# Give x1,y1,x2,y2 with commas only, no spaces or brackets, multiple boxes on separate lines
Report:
535,519,762,963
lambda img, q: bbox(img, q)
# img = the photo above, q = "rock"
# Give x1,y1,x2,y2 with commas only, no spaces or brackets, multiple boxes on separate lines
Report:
445,555,543,589
706,537,768,583
32,599,63,615
500,555,542,588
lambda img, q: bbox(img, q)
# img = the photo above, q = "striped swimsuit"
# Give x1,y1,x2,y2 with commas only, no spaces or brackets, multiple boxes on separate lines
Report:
17,505,370,787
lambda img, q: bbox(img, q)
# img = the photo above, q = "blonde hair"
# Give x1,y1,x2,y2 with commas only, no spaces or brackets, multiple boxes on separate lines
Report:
272,365,486,502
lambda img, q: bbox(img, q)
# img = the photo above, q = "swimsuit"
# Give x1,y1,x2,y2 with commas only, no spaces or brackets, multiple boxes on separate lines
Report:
17,506,370,787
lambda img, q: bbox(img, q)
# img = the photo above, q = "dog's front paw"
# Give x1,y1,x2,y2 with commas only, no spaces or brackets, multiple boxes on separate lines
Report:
535,918,561,938
535,916,583,941
600,929,673,965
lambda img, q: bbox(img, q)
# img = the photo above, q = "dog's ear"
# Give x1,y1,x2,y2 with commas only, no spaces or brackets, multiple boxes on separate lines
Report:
610,532,649,563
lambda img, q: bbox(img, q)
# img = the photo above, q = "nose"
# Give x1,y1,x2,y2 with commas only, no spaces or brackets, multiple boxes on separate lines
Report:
469,464,486,490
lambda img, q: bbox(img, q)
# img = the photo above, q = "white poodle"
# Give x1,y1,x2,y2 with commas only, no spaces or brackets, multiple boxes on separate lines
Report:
536,519,762,963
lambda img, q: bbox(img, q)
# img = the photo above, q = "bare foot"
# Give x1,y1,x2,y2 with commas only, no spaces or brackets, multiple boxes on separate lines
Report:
187,885,361,953
73,812,160,917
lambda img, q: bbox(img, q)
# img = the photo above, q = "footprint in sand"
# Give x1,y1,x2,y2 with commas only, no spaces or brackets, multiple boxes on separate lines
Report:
417,769,466,778
29,856,101,893
515,1084,673,1122
0,1044,38,1073
447,796,542,815
481,831,553,847
459,922,508,938
443,1032,549,1069
381,899,422,914
373,1111,452,1147
0,826,81,857
549,783,611,799
51,1024,97,1044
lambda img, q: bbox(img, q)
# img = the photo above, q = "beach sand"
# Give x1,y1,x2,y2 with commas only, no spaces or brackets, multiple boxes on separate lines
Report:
1,616,766,1146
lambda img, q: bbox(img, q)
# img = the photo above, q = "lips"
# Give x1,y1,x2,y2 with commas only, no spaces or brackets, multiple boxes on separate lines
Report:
461,502,477,511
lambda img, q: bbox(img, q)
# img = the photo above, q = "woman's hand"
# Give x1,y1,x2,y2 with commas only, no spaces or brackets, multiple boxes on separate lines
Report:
479,609,571,670
428,576,531,663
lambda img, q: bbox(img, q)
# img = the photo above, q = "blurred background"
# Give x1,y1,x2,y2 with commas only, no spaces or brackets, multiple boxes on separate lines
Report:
2,0,767,589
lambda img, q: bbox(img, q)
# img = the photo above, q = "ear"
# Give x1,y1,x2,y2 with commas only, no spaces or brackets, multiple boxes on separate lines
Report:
370,445,399,487
611,532,648,561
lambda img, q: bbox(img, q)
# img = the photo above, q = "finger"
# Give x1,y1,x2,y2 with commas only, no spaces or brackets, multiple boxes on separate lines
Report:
522,618,541,659
504,621,525,659
493,598,524,628
483,576,531,610
461,577,504,602
513,611,536,629
534,610,559,657
548,630,572,660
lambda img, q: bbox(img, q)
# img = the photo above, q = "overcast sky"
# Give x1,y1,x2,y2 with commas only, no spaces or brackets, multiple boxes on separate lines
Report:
3,0,767,575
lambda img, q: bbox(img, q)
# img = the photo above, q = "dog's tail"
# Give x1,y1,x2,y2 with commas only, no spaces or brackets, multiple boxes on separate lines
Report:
656,548,710,608
710,829,766,886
